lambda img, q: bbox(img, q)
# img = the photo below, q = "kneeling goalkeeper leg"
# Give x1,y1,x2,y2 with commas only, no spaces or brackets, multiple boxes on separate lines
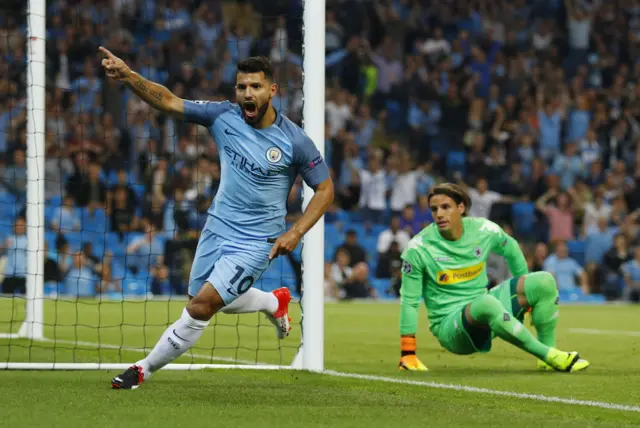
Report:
522,272,588,371
468,294,550,360
467,293,588,372
521,272,559,347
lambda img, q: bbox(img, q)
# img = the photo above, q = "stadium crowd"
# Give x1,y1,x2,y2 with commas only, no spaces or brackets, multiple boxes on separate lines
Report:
0,0,639,303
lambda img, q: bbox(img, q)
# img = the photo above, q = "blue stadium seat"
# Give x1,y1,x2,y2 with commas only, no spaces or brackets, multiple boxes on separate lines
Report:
64,231,85,251
512,202,536,237
567,240,586,266
0,223,13,240
131,184,146,201
361,236,378,256
371,278,391,297
0,190,15,203
45,231,57,250
80,207,108,233
348,210,364,223
334,209,350,224
446,151,466,175
371,224,387,238
325,223,339,238
46,195,62,206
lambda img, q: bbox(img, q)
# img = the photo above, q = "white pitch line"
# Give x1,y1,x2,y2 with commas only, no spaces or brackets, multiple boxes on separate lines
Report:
4,338,639,413
41,338,268,365
568,328,640,337
323,370,640,413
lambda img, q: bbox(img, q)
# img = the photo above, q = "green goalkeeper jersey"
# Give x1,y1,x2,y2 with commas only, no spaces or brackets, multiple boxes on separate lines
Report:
399,217,528,336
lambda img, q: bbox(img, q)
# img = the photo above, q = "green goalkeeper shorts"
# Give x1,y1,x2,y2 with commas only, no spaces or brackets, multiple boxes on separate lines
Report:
434,276,526,355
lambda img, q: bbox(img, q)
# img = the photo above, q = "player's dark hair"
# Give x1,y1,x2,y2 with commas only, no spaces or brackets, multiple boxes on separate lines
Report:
237,56,274,81
427,183,471,216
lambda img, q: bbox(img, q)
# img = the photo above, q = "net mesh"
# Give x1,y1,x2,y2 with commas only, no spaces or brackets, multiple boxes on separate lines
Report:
0,0,305,367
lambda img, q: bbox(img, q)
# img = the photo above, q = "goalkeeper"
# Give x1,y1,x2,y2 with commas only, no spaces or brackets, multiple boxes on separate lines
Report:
398,183,590,373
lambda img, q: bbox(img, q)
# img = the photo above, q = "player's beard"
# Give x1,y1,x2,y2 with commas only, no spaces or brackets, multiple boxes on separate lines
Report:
243,98,271,125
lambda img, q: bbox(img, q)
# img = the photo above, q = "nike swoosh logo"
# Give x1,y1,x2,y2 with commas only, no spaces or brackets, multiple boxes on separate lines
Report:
224,128,240,137
173,329,190,342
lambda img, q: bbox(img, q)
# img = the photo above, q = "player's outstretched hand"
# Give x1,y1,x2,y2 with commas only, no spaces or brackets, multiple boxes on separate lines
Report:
269,229,303,260
99,46,132,81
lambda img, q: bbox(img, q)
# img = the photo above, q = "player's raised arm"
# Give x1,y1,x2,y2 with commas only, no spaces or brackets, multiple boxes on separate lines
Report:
99,46,185,119
398,245,429,371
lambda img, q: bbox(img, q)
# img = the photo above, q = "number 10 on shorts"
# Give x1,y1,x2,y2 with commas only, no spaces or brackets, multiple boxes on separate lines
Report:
226,265,254,297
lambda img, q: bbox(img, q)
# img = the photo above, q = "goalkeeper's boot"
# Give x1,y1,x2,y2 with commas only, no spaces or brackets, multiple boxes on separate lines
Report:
111,365,144,389
536,360,554,371
266,287,291,340
544,349,590,373
398,354,428,371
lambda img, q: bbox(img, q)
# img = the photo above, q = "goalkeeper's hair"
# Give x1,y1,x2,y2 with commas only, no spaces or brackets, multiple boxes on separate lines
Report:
427,183,471,216
237,56,274,81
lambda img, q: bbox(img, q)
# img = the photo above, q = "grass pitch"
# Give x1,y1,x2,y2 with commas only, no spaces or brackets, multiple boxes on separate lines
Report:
1,298,639,427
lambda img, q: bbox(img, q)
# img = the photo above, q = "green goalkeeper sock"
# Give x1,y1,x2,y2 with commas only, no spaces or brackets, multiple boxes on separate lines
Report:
469,294,550,360
524,272,559,348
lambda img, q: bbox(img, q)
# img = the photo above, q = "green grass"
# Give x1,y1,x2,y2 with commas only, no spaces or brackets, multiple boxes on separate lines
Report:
1,298,639,427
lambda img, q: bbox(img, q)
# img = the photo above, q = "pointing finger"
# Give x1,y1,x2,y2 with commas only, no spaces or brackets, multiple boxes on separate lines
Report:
99,46,115,59
269,242,279,260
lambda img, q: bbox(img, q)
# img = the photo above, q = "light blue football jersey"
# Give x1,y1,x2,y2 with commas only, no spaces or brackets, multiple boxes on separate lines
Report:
183,100,329,242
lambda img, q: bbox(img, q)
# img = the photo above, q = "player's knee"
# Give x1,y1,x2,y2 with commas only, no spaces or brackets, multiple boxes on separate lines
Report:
527,271,558,298
470,294,503,322
186,282,225,321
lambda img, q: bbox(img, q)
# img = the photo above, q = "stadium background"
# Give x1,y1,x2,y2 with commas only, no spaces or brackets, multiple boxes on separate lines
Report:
0,0,639,305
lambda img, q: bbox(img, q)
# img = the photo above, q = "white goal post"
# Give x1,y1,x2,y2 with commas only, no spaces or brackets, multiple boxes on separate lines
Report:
0,0,326,372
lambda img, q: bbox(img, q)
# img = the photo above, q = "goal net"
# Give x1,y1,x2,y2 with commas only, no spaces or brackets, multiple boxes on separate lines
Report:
0,0,325,371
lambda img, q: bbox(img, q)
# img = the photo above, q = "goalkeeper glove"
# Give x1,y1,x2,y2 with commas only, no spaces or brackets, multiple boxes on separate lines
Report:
398,336,428,371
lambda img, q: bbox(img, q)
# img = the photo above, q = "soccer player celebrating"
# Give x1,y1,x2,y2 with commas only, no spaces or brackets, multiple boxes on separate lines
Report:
398,183,589,372
99,47,334,389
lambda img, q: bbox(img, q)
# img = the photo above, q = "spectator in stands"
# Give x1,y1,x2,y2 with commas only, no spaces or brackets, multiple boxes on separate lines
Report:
331,248,374,300
109,185,138,233
602,233,632,299
150,263,170,296
125,221,165,276
467,177,516,219
399,205,422,236
413,194,433,230
582,187,612,236
55,234,73,281
375,240,401,280
552,142,584,190
2,147,26,200
112,168,138,207
63,251,97,297
543,240,589,294
584,217,618,292
0,216,27,294
66,162,107,208
530,242,549,273
50,194,81,232
335,229,366,267
377,216,410,254
324,262,339,300
358,155,387,225
621,246,640,303
389,151,418,217
536,188,582,242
